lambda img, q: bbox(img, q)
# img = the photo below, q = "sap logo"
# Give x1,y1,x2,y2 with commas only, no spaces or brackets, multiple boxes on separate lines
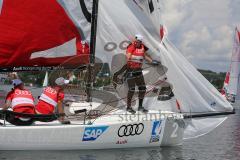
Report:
82,126,108,141
150,121,162,143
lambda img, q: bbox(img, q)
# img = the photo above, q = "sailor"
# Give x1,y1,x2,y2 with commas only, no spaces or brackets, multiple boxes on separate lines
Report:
124,34,159,114
77,40,90,64
35,77,70,124
2,79,35,126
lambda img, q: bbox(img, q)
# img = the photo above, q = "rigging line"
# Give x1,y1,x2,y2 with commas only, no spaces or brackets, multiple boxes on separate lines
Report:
93,64,165,106
90,62,169,121
90,77,168,124
72,65,156,109
93,61,168,115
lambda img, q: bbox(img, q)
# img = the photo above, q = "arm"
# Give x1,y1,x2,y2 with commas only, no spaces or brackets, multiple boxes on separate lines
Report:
57,100,64,121
126,44,134,61
144,52,153,63
126,52,132,61
2,100,11,110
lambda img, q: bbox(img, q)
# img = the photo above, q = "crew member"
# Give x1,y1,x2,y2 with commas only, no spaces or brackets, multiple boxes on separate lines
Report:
2,79,35,126
125,34,159,114
35,77,70,124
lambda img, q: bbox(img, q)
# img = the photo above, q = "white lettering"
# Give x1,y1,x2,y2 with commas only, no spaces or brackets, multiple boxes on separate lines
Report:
170,123,179,138
45,87,57,95
84,129,103,139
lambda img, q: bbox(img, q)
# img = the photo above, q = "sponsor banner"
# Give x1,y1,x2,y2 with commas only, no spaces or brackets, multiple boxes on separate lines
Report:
82,126,109,141
117,123,144,137
150,120,162,143
0,65,87,72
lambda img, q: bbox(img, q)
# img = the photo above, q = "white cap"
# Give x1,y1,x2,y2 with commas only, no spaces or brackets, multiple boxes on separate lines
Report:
12,79,23,86
55,77,70,86
135,34,143,41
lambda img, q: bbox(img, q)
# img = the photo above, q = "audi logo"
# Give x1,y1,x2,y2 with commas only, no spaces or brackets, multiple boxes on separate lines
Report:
118,123,144,137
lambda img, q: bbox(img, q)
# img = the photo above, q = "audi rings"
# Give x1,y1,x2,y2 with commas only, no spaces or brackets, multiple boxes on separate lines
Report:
118,123,144,137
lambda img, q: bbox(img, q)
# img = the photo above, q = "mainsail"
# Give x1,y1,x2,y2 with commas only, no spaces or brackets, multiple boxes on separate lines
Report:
95,0,233,139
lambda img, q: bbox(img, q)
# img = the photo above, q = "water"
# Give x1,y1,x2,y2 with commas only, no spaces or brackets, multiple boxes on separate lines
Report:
0,85,239,160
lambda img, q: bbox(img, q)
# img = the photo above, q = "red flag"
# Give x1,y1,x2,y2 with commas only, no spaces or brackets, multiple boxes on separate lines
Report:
176,100,181,111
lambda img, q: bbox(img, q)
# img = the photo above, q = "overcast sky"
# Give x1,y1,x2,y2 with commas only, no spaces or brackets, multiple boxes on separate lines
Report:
161,0,240,72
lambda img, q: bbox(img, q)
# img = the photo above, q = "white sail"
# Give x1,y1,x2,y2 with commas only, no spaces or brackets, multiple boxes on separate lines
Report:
226,27,240,101
42,71,49,87
95,0,233,139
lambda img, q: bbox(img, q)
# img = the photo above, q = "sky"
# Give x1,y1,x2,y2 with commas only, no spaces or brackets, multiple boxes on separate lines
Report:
161,0,240,72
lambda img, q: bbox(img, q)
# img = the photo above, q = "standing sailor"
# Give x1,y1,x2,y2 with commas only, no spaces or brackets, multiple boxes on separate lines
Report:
35,77,70,124
125,34,159,114
2,79,35,126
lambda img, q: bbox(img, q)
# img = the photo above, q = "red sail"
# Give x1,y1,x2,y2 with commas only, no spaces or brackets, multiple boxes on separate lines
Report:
0,0,89,68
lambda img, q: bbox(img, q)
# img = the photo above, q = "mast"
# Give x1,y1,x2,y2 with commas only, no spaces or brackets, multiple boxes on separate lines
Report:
86,0,99,102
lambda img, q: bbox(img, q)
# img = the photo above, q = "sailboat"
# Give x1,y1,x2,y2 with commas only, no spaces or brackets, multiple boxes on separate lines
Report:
0,0,233,150
222,27,240,106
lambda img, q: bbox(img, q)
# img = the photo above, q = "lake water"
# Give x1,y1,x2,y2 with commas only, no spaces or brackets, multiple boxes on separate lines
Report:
0,85,239,160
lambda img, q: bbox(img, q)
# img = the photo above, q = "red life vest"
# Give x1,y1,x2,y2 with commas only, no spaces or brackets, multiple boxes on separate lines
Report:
11,89,34,111
126,42,145,69
39,87,59,108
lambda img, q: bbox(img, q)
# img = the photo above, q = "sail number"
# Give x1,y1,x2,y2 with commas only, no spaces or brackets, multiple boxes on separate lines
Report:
170,123,179,138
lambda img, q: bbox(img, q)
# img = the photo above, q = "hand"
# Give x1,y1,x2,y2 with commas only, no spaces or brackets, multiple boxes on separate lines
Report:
112,74,123,89
151,60,160,66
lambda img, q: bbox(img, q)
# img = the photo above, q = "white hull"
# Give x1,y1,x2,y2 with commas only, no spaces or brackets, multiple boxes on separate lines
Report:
0,111,184,150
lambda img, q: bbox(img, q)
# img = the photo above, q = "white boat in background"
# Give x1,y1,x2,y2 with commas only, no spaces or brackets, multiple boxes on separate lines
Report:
0,0,234,150
221,27,240,107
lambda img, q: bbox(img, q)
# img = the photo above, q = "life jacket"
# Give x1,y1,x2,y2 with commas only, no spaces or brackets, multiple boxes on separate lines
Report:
39,87,60,108
11,89,34,110
126,42,145,69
